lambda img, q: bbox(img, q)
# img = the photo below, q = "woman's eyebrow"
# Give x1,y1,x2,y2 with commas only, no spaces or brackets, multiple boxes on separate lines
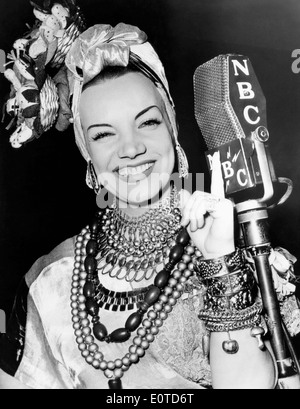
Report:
135,105,159,121
87,123,113,131
87,106,160,131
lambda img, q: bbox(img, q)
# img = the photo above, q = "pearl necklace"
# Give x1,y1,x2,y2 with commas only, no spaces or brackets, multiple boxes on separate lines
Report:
71,210,195,389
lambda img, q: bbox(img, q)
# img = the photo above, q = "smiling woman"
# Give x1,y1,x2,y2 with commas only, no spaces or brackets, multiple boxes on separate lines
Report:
0,0,298,390
80,68,175,209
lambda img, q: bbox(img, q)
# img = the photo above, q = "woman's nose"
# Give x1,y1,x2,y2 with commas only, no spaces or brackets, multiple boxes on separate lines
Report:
117,132,146,159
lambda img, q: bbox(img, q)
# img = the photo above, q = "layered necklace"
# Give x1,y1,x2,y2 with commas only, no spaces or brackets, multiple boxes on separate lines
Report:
71,187,198,389
96,185,182,282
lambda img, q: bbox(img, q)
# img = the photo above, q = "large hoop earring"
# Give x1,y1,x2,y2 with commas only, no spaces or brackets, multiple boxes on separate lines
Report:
86,160,101,194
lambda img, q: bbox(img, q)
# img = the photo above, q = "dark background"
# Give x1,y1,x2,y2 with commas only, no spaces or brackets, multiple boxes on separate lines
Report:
1,0,300,321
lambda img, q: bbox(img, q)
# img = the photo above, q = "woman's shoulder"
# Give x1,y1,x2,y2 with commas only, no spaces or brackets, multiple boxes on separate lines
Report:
25,236,76,288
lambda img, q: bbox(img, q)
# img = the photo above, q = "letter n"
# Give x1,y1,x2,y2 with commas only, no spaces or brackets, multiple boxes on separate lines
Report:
232,59,250,77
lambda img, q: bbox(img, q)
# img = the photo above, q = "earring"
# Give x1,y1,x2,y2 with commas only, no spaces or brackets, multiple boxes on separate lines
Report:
175,141,189,178
86,160,101,194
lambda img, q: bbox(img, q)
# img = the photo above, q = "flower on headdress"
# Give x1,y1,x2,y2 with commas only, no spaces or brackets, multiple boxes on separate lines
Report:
66,23,148,85
269,247,297,298
30,0,77,14
245,246,297,299
3,1,85,148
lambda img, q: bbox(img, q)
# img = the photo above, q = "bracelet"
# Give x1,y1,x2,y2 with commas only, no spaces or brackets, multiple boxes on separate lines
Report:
199,300,262,332
200,299,265,356
194,248,257,311
194,247,245,280
203,263,257,311
194,248,266,355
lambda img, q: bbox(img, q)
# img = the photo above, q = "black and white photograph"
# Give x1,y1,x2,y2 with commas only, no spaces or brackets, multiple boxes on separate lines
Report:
1,0,300,391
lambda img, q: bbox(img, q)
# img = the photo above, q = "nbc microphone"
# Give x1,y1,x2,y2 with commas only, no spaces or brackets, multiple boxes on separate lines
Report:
193,54,300,388
194,54,278,202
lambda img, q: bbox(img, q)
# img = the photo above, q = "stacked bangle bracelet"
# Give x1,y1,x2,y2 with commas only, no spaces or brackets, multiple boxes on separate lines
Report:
194,248,265,355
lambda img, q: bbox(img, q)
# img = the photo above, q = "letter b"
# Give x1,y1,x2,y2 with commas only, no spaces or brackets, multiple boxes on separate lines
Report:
222,161,234,179
237,82,255,99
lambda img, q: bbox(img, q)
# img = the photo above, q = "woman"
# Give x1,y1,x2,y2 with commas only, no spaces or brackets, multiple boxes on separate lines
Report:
0,14,280,389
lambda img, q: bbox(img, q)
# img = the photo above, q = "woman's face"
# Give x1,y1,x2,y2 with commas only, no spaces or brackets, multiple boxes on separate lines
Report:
79,72,175,207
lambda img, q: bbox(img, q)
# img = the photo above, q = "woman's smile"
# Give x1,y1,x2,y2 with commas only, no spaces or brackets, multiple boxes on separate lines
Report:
116,160,155,182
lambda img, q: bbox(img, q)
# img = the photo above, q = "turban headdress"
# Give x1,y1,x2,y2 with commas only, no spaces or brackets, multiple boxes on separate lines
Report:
65,23,189,182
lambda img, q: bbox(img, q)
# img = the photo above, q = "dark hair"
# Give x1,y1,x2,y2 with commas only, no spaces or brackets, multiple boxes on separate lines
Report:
82,64,142,92
81,54,172,106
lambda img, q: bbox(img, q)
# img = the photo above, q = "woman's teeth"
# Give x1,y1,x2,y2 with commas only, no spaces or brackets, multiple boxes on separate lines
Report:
118,162,153,177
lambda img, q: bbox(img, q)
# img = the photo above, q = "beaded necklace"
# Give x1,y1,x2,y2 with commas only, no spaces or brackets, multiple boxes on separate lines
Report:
71,209,196,389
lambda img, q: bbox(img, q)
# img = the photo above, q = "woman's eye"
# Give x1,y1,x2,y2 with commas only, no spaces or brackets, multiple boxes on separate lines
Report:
139,118,162,129
92,132,114,141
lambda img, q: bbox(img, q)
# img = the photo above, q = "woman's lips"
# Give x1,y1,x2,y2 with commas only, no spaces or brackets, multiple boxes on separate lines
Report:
116,161,155,183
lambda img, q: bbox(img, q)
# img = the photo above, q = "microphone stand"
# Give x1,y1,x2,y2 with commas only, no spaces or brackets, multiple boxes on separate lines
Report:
234,137,300,389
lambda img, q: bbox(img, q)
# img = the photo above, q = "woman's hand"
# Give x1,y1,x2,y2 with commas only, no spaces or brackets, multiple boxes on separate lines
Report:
180,152,235,259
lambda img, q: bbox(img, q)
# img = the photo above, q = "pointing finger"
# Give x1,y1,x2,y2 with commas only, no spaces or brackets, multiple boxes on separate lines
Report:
180,191,197,227
210,151,225,199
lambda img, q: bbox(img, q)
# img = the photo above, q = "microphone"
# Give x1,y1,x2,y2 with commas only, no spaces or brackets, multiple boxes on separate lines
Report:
193,54,277,202
193,54,300,387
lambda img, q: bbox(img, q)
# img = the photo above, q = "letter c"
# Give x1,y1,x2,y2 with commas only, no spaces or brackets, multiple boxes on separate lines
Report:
244,106,260,125
237,169,248,187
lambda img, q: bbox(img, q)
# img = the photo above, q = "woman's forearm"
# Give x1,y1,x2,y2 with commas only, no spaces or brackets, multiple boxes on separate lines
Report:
209,329,276,389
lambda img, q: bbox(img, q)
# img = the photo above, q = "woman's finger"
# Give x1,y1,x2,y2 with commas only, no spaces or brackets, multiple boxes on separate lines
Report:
196,205,206,230
210,151,225,199
181,189,222,227
188,198,205,232
180,189,197,226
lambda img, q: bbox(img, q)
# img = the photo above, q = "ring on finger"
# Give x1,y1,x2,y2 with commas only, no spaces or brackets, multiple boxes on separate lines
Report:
205,196,221,213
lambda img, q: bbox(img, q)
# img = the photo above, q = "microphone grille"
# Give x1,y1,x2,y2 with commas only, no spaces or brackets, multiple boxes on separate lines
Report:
193,55,245,150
